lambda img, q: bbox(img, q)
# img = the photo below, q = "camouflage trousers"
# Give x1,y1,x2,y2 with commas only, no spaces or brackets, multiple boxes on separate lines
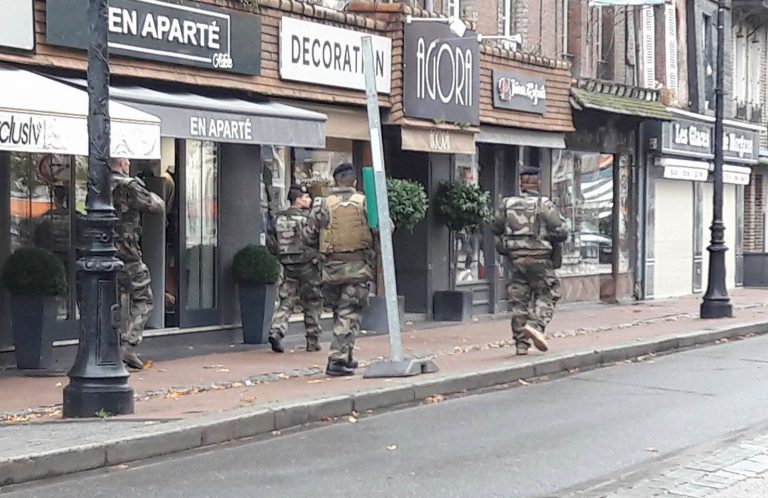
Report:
507,256,560,350
269,261,323,342
117,261,154,347
324,282,369,362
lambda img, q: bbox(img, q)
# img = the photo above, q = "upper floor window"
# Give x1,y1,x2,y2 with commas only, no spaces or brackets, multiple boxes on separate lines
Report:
446,0,461,19
664,3,678,96
503,0,513,36
641,5,656,88
703,13,715,111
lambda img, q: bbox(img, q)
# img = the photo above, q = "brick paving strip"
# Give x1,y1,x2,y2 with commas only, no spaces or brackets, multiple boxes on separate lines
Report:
1,290,768,486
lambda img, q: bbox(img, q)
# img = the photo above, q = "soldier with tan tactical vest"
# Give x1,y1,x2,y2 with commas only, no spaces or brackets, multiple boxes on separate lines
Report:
302,163,375,377
492,166,568,355
267,184,323,354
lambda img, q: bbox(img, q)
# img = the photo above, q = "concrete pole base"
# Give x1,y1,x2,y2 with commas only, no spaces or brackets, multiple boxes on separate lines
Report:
363,358,440,378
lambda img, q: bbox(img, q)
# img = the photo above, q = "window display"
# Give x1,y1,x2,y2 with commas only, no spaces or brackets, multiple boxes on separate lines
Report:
551,151,615,275
454,154,486,285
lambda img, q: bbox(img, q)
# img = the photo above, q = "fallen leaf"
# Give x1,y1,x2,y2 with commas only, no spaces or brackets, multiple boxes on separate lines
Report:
348,416,357,423
518,379,530,386
277,373,290,380
143,421,157,426
55,382,63,388
307,379,325,384
217,368,231,373
231,382,243,388
272,430,282,436
424,394,445,404
387,444,398,451
113,464,130,470
244,380,253,386
204,364,224,369
143,360,154,369
157,369,168,373
366,410,374,414
645,447,658,453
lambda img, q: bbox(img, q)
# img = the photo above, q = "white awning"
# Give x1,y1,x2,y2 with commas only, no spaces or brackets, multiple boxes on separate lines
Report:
0,64,160,159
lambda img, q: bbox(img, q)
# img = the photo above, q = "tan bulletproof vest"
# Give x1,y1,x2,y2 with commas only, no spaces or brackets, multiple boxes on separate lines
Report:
319,193,372,254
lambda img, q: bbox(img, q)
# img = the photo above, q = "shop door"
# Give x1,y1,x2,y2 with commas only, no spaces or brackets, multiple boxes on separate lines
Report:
178,140,220,327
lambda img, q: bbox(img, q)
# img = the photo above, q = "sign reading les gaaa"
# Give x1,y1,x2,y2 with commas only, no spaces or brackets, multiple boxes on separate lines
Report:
403,22,480,125
46,0,261,75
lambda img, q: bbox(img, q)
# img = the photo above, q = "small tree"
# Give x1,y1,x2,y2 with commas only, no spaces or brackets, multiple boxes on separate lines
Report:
387,178,428,233
1,247,66,297
435,181,493,233
232,245,281,286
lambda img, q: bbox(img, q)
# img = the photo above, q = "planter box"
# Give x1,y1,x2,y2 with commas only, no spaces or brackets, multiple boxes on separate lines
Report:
238,284,278,344
9,295,58,370
361,295,405,333
433,290,473,322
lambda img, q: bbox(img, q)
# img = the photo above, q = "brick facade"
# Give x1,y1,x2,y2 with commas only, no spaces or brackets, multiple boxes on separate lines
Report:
745,171,765,252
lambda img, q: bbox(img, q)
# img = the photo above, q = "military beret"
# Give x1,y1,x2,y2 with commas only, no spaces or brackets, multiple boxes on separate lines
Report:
288,183,306,194
519,166,540,175
333,163,355,176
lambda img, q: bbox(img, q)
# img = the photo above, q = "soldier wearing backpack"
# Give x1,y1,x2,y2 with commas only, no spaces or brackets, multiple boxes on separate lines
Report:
302,163,375,377
492,166,568,355
267,184,323,354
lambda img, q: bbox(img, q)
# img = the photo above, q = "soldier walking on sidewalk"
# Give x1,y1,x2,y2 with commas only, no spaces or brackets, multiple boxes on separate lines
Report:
267,184,323,353
492,166,568,355
111,158,165,370
302,163,375,377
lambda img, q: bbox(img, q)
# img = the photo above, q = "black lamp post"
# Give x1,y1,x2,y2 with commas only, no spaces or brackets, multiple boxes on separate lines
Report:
700,0,733,319
63,0,134,417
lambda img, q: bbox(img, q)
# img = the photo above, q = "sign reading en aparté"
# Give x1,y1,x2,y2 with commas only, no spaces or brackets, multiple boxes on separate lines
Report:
403,23,480,125
279,17,392,93
46,0,261,75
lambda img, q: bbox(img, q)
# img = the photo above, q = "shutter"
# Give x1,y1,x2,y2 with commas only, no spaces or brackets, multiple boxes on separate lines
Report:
641,5,655,88
664,3,678,95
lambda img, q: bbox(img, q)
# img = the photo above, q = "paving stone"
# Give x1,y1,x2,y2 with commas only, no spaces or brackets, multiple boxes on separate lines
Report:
722,459,767,478
661,467,709,484
666,481,721,497
694,470,747,489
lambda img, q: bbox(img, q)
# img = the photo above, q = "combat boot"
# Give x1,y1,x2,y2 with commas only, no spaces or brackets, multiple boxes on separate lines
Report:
306,337,322,352
344,350,359,369
326,359,355,377
268,335,285,353
523,325,549,352
121,346,144,370
515,344,529,355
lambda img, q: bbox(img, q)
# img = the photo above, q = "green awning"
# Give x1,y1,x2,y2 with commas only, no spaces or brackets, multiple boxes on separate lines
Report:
571,87,674,121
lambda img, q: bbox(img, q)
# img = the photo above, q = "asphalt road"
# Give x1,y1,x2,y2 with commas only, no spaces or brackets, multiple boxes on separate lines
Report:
8,334,768,498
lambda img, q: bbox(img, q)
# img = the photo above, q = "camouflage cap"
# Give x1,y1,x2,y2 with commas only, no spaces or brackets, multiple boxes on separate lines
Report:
287,183,308,202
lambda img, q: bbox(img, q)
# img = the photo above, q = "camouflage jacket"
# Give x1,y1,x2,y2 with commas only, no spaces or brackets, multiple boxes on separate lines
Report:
267,206,318,265
491,190,567,258
112,172,165,262
302,187,375,285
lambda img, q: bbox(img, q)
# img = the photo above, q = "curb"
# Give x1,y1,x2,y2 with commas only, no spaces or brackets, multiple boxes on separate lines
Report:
2,320,767,486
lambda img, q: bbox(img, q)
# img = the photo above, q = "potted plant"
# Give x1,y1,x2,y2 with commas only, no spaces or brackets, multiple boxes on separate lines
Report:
432,181,493,321
233,244,281,344
1,247,66,370
363,178,429,332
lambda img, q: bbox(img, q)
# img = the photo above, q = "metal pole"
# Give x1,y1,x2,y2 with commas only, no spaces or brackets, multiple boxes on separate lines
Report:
63,0,134,417
361,36,402,361
700,0,733,319
361,37,438,378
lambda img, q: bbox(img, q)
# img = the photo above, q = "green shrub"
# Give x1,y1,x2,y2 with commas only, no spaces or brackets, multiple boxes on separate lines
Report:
387,178,428,233
1,247,66,296
435,181,493,233
232,245,281,285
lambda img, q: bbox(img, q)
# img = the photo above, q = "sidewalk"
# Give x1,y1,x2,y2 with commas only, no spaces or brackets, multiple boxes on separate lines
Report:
2,289,768,485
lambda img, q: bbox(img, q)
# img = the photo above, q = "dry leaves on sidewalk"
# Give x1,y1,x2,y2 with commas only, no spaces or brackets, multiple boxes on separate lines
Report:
387,444,398,451
424,394,445,404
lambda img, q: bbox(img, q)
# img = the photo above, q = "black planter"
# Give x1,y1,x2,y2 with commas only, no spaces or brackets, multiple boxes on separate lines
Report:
433,290,473,322
238,283,278,344
361,295,405,333
9,295,58,370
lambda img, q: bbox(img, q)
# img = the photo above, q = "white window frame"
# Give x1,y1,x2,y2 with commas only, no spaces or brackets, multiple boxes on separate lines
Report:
562,0,569,54
641,5,656,89
503,0,512,36
664,3,678,95
447,0,461,19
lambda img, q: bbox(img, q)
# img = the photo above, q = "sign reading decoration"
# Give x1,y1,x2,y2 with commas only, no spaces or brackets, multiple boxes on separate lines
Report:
46,0,261,75
493,70,547,114
403,23,480,125
279,17,392,94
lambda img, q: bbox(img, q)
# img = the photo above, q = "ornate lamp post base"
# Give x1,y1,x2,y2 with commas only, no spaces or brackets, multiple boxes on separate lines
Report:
63,380,134,418
700,298,733,319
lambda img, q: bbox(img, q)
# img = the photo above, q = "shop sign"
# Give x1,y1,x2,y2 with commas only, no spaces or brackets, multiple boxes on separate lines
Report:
403,23,480,125
723,170,750,185
663,166,708,182
492,70,547,114
664,119,714,156
189,115,253,141
723,127,759,162
429,129,451,151
46,0,261,75
1,0,34,51
279,17,392,94
0,112,46,152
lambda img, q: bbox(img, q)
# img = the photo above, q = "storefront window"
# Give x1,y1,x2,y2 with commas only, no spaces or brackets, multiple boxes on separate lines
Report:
551,151,614,275
185,141,218,310
8,153,86,320
454,154,486,285
293,143,353,190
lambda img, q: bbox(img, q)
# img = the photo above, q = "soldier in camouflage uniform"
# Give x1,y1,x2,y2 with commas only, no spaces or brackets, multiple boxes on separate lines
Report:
302,163,375,377
111,158,165,370
492,166,567,355
267,184,323,354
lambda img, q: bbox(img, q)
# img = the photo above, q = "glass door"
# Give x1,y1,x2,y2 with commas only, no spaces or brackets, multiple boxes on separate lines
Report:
178,140,220,327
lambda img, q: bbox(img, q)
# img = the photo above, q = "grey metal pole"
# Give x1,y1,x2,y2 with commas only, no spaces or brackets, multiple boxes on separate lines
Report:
700,0,733,319
361,37,438,378
63,0,134,417
361,36,402,361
